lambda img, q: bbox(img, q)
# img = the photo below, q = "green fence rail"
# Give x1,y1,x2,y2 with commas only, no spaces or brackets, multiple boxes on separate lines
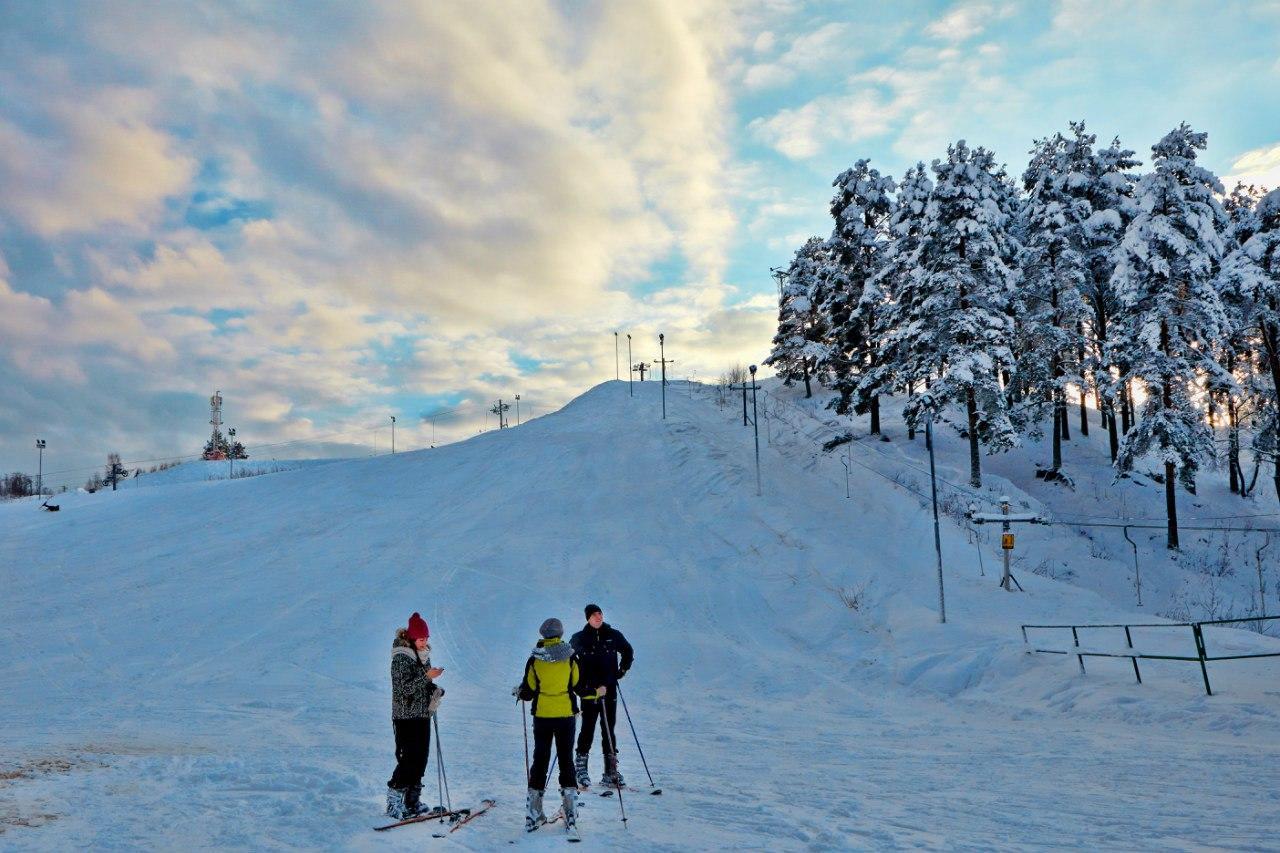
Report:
1020,616,1280,696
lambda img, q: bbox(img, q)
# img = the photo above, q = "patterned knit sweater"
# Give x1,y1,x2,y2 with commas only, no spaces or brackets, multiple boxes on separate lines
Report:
391,637,437,719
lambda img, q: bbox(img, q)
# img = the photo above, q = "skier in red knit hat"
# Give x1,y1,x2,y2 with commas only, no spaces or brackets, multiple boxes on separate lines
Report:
386,612,445,819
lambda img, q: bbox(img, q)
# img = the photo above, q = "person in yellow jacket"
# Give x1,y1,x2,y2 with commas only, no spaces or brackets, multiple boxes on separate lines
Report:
516,617,599,832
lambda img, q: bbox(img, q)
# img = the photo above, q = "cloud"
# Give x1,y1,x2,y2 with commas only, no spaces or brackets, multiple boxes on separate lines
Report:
0,1,766,481
1225,142,1280,190
742,22,850,91
0,90,196,236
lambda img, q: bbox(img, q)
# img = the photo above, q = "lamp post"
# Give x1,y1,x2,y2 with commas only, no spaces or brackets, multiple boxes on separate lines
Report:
749,366,761,496
614,332,619,381
659,333,666,420
515,394,521,426
627,334,633,397
391,415,396,453
924,407,946,624
35,439,46,498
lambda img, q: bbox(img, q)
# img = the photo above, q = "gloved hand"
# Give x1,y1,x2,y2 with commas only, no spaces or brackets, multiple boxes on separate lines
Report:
427,687,445,714
511,685,521,697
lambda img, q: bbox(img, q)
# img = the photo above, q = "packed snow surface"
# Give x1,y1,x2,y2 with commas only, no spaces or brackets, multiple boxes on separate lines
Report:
1,380,1277,849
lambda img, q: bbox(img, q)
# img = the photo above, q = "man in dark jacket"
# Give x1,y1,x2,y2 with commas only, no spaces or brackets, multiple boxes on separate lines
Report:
569,603,633,788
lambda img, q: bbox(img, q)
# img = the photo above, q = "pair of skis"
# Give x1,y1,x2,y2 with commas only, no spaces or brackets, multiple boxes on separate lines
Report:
373,797,496,833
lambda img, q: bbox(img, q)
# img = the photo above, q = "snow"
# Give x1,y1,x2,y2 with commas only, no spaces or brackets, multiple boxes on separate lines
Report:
119,458,345,490
1,379,1278,849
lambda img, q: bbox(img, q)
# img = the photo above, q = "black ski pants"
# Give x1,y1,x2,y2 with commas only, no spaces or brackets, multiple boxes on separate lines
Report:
575,694,619,756
529,716,576,792
388,717,431,789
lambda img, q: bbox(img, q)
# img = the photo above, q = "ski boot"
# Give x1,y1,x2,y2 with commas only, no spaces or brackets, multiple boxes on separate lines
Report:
600,752,625,788
574,751,591,789
385,785,409,819
560,787,578,829
525,788,546,832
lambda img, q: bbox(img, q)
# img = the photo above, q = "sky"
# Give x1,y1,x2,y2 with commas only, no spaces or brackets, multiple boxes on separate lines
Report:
2,0,1279,488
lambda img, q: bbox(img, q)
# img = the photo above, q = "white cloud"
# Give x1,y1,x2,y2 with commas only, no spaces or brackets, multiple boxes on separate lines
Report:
742,22,850,91
1225,142,1280,190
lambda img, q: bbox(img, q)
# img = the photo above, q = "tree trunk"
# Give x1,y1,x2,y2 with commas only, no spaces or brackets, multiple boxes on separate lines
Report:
1121,380,1134,433
1051,391,1063,472
1259,320,1280,504
1106,400,1120,463
967,388,981,488
1078,322,1089,436
870,395,880,436
907,382,916,441
802,358,812,399
1228,395,1240,495
1160,319,1178,550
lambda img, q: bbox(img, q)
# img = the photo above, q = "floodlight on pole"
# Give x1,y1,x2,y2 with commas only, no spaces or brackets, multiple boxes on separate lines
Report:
390,415,396,453
659,333,666,420
749,365,761,497
627,334,633,397
515,394,521,426
36,439,46,498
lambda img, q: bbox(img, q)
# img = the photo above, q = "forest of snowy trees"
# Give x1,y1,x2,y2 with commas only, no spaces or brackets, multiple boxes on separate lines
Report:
766,122,1280,549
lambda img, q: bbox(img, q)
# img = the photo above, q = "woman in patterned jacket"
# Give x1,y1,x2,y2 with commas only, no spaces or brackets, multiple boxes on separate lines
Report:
386,612,445,819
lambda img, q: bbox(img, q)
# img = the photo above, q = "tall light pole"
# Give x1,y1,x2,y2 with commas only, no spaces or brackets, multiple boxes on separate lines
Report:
659,333,667,420
627,334,633,397
391,415,396,453
924,407,946,624
36,439,46,498
515,394,521,426
749,366,761,497
770,266,788,302
614,332,619,381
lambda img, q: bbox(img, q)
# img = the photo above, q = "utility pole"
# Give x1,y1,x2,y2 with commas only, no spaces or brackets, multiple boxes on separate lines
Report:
491,399,510,428
729,369,764,496
35,439,45,498
770,266,788,302
390,415,396,453
925,410,946,623
614,332,619,381
633,361,650,381
627,334,633,397
968,496,1038,591
228,427,236,477
515,395,521,426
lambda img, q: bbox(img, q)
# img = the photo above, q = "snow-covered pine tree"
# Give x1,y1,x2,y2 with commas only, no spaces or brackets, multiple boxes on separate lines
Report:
1220,187,1280,501
1111,124,1230,549
1079,128,1142,463
889,141,1020,487
857,162,934,440
765,237,833,398
821,160,895,431
1214,183,1270,495
1016,129,1093,475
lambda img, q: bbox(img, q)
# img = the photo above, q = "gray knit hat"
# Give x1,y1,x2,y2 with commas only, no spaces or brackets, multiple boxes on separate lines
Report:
539,617,564,639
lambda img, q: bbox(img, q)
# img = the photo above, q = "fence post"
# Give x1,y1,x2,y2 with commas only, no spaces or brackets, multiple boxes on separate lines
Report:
1071,626,1085,674
1192,623,1212,696
1124,625,1142,684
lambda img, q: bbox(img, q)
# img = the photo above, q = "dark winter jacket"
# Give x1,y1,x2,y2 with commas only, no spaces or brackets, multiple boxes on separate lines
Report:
568,622,633,692
518,637,594,718
391,636,441,719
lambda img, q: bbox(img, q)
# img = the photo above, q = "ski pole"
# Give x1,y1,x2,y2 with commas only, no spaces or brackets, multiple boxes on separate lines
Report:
617,684,657,789
435,729,445,816
520,699,530,786
599,695,627,826
434,714,452,813
545,752,558,790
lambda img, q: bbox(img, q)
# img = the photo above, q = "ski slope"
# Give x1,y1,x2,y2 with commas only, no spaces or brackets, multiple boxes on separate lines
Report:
1,380,1278,850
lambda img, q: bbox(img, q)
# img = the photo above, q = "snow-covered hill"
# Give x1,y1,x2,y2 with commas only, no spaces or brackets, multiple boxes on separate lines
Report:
1,380,1277,849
